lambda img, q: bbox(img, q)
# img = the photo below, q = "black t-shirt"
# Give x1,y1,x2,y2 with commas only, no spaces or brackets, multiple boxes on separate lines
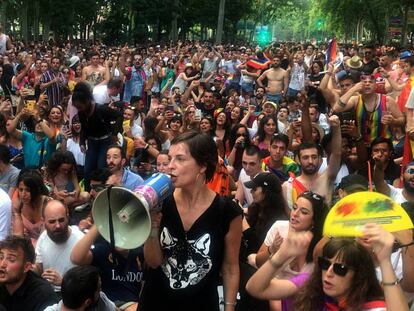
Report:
359,159,400,185
79,104,123,146
0,271,58,311
91,241,144,303
195,102,216,119
139,194,242,311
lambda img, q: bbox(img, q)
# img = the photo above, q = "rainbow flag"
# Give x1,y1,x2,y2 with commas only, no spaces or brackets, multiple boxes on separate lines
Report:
286,172,307,208
400,76,414,185
325,37,337,65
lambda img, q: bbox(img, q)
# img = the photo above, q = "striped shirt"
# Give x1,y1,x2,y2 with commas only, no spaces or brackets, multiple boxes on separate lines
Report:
40,70,65,106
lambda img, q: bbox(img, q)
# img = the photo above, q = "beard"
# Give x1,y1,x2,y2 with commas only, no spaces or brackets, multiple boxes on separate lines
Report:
272,64,280,69
404,179,414,194
47,228,69,244
302,164,319,175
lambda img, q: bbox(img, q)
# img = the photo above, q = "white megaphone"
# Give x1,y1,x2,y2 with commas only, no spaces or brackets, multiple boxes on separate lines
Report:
92,173,173,249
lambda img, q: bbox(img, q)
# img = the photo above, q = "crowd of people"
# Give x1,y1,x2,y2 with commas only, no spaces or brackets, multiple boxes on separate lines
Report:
0,23,414,310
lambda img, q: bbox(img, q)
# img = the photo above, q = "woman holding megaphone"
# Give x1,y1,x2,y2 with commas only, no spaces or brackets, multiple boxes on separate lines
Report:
139,131,243,311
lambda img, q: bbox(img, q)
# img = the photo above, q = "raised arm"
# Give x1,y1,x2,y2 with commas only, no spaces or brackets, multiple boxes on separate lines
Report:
334,82,363,113
326,115,342,180
363,224,408,311
70,224,97,265
246,231,312,300
372,152,391,197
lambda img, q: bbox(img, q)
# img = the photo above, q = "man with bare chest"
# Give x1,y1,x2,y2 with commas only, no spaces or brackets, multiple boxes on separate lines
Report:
257,57,288,104
282,115,342,208
82,52,107,87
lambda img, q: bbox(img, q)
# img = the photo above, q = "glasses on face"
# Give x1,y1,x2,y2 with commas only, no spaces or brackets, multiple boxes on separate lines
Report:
91,184,107,192
236,133,246,137
406,168,414,174
301,191,323,201
318,257,350,277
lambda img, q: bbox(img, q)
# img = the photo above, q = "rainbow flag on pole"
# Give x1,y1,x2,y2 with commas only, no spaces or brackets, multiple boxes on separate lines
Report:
325,37,337,65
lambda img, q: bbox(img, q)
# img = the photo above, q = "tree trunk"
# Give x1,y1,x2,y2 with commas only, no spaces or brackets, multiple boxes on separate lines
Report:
215,0,225,44
401,2,410,46
21,0,28,43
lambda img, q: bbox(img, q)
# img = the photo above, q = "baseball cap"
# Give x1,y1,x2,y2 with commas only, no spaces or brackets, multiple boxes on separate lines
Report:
244,172,281,190
400,51,412,60
337,174,368,193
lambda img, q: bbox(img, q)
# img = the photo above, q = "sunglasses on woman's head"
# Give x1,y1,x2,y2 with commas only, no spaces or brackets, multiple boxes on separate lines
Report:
318,257,350,277
302,191,323,201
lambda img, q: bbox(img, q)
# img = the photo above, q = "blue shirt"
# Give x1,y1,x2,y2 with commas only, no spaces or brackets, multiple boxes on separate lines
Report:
21,131,57,168
122,168,144,191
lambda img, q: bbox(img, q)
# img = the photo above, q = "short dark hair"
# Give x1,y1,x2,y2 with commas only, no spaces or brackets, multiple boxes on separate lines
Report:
170,131,218,182
72,82,93,105
370,137,394,153
0,235,35,263
130,96,142,105
88,51,99,59
244,145,262,160
107,144,126,160
107,77,123,90
89,168,111,183
61,266,100,309
405,56,414,68
0,144,11,164
298,142,323,158
270,133,289,148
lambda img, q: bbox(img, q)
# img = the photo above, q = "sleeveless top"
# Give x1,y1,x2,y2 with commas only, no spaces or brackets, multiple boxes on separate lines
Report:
355,94,392,145
0,34,7,55
139,194,242,311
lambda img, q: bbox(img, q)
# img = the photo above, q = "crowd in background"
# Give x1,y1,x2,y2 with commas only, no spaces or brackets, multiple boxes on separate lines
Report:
1,24,414,310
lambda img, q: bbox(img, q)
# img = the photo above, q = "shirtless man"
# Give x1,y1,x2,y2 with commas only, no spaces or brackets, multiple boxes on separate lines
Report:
0,26,13,56
282,115,342,209
256,57,288,104
81,51,109,87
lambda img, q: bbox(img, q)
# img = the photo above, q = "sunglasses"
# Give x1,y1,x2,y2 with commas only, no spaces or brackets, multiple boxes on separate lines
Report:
406,168,414,174
318,257,351,277
91,184,107,192
301,191,323,201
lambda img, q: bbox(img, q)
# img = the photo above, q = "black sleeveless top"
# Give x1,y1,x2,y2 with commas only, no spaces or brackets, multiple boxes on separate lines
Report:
139,194,242,311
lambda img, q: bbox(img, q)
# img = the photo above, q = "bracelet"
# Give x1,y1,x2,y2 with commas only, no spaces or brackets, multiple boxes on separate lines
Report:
144,143,149,150
326,72,333,76
224,301,237,306
381,279,400,286
338,100,346,108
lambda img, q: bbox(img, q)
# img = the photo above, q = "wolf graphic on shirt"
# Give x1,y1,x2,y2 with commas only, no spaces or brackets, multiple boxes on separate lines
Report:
160,227,212,289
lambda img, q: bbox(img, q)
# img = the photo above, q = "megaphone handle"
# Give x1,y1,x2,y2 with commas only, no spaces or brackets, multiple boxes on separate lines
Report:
107,186,117,264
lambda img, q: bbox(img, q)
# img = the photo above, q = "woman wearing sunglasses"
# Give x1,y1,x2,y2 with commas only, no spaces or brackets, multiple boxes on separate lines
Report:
247,224,408,311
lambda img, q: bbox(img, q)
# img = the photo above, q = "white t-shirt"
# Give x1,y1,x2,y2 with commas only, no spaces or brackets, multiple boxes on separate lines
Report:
93,84,120,105
0,188,11,241
238,169,254,206
35,226,84,291
66,138,85,166
389,185,407,204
